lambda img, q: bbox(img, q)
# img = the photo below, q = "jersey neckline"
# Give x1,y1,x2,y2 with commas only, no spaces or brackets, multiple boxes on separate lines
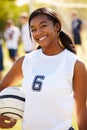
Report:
39,49,67,59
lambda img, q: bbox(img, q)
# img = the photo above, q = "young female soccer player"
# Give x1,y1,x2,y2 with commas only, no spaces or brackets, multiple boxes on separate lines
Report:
0,7,87,130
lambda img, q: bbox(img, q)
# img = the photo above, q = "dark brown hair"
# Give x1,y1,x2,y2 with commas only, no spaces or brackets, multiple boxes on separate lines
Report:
29,7,76,54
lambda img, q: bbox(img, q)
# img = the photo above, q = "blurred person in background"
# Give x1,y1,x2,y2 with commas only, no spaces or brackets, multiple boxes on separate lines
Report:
20,12,35,53
71,10,84,57
4,19,21,63
71,10,82,45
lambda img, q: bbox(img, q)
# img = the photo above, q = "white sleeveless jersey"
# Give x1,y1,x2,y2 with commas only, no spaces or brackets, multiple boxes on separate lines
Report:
22,49,78,130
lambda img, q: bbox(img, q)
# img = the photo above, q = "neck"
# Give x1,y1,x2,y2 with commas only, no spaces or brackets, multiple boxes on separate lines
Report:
42,44,64,56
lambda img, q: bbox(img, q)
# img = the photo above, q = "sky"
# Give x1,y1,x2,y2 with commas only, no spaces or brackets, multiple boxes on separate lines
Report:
15,0,29,6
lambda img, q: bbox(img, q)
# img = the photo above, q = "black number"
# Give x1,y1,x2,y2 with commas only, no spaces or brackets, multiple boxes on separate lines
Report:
32,75,45,91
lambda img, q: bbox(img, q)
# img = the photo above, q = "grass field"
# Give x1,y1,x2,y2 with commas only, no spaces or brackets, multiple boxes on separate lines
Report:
0,30,87,130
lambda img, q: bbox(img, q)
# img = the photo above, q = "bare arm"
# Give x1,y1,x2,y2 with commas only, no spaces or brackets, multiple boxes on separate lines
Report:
0,56,24,91
73,60,87,130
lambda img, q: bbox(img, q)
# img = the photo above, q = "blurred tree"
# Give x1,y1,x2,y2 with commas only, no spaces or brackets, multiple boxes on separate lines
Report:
0,0,28,32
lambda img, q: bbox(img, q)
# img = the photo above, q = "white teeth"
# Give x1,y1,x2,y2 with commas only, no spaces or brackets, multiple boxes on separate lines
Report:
39,36,47,41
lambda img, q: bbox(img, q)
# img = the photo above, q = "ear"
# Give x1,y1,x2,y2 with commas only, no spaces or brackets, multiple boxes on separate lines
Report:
55,23,60,33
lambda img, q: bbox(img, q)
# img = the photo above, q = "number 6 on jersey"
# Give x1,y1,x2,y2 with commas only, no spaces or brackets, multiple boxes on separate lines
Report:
32,75,45,91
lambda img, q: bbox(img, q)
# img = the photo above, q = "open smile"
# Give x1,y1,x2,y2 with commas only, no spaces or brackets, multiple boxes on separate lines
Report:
38,36,47,41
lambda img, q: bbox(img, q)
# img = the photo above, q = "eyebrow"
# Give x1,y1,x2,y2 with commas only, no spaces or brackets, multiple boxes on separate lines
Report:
30,21,48,28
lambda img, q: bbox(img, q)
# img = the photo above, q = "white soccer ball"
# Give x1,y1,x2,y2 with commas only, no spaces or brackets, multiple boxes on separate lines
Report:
0,86,25,120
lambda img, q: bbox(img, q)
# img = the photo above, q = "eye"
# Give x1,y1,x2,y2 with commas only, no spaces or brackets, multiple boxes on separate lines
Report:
31,28,36,33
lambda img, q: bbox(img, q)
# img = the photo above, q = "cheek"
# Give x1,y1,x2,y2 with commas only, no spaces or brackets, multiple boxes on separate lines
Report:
31,33,37,42
48,25,57,34
31,33,35,40
48,29,56,37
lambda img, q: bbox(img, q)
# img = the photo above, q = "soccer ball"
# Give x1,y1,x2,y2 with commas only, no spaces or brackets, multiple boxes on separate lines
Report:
0,86,25,120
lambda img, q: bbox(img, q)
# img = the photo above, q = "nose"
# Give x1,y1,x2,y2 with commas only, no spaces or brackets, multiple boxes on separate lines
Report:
35,28,42,36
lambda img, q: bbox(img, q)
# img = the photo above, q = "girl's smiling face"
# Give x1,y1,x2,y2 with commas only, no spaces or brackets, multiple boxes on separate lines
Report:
30,14,60,50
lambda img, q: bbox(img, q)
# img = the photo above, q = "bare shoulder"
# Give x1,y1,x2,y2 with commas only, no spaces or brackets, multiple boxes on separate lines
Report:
73,59,87,95
11,56,25,72
13,56,25,67
74,59,87,73
16,56,25,64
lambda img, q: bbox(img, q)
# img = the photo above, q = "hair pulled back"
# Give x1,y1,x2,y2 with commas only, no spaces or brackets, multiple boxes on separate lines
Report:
29,7,76,54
